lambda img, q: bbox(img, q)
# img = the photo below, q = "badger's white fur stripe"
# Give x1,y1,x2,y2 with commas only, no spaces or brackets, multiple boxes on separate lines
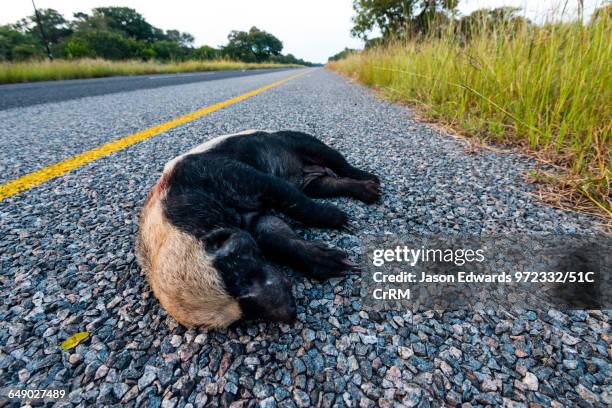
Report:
136,173,241,327
163,129,266,174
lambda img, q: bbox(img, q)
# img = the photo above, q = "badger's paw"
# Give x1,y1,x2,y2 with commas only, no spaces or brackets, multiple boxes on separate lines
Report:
309,203,349,230
349,168,380,184
301,243,359,280
355,179,382,204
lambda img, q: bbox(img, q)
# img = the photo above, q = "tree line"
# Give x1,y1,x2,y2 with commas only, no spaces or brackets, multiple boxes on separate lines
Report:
351,1,534,45
0,6,315,65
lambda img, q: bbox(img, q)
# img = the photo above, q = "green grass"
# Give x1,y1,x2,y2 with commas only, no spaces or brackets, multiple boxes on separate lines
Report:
328,17,611,216
0,58,302,84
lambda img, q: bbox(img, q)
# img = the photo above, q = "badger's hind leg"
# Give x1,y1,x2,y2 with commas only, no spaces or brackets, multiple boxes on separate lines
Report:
302,166,381,204
277,130,380,183
253,215,358,280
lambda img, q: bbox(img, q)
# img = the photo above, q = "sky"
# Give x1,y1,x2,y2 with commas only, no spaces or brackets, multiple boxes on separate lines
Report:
1,1,606,63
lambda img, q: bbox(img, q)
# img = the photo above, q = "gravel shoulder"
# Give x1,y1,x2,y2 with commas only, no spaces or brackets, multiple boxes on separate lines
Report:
0,69,609,407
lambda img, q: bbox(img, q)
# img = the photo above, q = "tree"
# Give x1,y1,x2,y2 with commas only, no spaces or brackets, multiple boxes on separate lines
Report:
351,0,458,40
166,30,195,47
223,30,253,61
270,53,313,66
16,8,72,45
224,27,283,62
68,29,143,60
62,7,197,61
13,8,72,57
487,6,521,22
91,7,164,42
151,40,186,60
249,27,282,61
457,7,531,40
0,25,42,61
194,45,220,60
365,37,384,48
328,47,358,62
63,37,94,58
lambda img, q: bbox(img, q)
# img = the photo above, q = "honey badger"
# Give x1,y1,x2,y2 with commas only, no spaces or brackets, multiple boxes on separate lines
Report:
136,130,380,328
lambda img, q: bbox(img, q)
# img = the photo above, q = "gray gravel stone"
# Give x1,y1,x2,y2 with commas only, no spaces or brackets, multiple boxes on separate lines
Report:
138,365,157,390
292,389,310,407
260,396,277,408
521,372,539,391
113,382,129,400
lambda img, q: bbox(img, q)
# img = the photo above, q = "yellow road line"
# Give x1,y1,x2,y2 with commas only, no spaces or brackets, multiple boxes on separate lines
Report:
0,70,307,201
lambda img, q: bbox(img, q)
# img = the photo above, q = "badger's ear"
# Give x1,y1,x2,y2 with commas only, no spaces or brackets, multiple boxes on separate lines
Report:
203,228,237,257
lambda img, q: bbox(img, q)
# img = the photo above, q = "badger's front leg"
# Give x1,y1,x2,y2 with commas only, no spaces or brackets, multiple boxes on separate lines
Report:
262,172,349,230
253,215,358,280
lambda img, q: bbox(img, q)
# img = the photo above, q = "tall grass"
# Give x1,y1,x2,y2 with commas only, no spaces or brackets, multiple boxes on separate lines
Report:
328,16,611,216
0,58,302,84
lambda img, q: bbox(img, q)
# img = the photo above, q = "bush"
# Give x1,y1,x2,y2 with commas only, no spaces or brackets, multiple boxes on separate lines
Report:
63,38,94,59
194,45,220,60
11,44,42,61
71,30,143,60
151,40,186,61
328,48,358,62
0,25,42,61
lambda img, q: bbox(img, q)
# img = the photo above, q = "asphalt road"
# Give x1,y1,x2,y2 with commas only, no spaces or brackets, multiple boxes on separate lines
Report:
0,68,295,111
0,68,609,407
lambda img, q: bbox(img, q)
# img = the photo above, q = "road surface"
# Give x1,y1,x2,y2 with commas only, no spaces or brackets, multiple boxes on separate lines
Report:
0,68,295,110
0,68,608,407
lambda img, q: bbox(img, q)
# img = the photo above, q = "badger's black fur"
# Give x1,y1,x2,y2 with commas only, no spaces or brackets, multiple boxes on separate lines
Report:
136,130,380,327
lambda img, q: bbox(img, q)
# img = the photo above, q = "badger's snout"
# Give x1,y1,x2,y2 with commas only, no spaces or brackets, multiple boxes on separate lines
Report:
261,265,297,321
238,264,297,323
277,302,297,323
266,269,297,323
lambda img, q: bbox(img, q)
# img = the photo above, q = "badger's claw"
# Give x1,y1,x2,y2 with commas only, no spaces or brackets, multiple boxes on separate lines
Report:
341,224,357,235
356,179,382,204
311,203,350,230
301,243,359,280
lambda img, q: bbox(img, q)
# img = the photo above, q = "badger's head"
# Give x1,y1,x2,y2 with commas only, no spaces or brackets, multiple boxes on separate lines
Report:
137,187,296,328
204,228,297,324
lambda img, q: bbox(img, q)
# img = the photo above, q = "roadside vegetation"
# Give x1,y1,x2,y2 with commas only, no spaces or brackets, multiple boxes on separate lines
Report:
0,6,312,83
329,1,611,218
0,59,301,84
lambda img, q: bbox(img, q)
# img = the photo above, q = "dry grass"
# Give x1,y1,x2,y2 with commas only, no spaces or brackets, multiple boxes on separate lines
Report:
0,58,302,84
328,16,611,219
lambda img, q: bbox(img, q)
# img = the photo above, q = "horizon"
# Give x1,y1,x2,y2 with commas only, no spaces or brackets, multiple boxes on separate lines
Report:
1,0,605,64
